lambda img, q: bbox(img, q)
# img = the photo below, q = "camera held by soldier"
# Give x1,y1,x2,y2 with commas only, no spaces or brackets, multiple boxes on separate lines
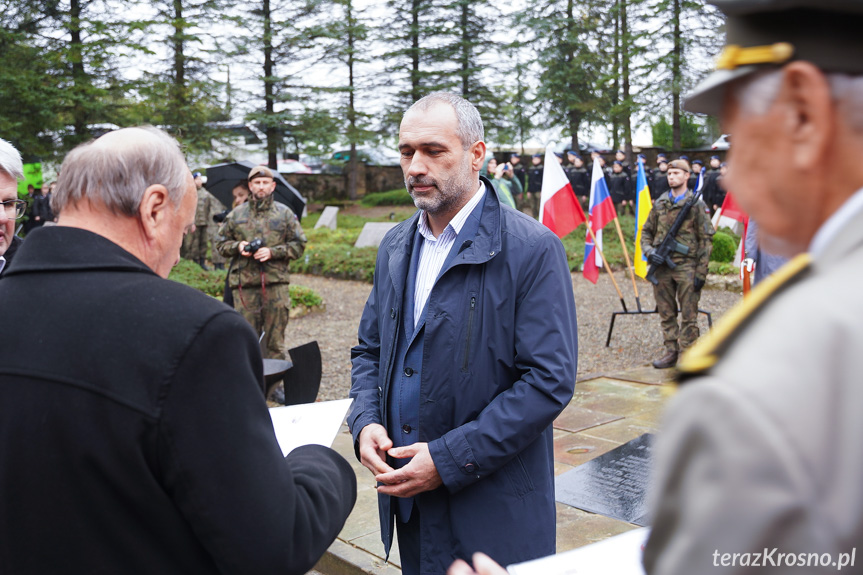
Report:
243,238,265,255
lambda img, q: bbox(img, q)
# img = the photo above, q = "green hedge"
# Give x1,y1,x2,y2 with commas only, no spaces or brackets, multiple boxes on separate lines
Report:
360,188,414,206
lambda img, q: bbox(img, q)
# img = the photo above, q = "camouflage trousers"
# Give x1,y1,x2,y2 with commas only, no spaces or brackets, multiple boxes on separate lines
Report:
208,225,225,265
182,226,209,261
652,262,702,353
232,282,291,359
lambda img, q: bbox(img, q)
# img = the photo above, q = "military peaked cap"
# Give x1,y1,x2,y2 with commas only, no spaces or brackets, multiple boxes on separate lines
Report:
685,0,863,115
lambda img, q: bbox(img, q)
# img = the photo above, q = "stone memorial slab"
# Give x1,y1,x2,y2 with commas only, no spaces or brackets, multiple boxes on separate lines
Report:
315,206,339,230
606,366,676,386
555,433,654,526
553,405,624,434
354,222,398,248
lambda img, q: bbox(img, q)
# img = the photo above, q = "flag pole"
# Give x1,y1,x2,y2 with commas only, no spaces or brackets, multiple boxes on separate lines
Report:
611,216,643,311
585,224,627,310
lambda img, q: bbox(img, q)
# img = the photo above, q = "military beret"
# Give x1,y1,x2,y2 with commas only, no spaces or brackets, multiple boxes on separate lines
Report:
693,159,704,165
668,159,692,173
510,153,520,160
657,152,668,159
192,171,202,178
554,152,563,158
613,160,623,166
685,0,863,115
533,153,543,158
248,166,274,181
679,155,690,161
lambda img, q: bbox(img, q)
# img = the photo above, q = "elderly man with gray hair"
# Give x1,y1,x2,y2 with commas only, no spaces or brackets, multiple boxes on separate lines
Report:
0,126,356,574
0,137,25,277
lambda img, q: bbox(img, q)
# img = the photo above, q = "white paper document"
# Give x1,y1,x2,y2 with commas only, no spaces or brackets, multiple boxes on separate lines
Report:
507,527,650,575
268,398,353,456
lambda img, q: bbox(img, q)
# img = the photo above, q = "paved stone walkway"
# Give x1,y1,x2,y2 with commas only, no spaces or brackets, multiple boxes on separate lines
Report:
312,365,678,575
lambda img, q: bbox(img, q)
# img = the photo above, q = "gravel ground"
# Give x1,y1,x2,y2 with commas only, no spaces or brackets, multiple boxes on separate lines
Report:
289,271,741,401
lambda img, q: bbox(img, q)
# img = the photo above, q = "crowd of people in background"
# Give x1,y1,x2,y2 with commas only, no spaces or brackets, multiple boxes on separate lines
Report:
494,149,729,219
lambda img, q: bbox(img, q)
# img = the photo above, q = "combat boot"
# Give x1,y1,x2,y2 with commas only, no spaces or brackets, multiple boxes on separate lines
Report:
652,350,678,369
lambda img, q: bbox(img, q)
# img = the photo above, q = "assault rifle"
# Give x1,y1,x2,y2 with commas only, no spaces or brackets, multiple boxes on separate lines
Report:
645,188,704,285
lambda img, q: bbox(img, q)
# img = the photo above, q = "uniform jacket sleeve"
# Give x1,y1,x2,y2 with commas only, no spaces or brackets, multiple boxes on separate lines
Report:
158,310,356,575
643,379,827,575
428,233,578,493
269,211,307,261
641,206,659,255
216,215,242,258
695,201,714,280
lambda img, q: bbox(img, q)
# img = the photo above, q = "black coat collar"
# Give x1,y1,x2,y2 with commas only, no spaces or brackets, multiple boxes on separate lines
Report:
7,226,156,277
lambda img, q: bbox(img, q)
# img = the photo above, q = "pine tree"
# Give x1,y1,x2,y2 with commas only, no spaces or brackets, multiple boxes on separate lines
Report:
525,0,604,152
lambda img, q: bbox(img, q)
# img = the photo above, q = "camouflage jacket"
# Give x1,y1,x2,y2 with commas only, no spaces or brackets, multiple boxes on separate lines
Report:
216,194,306,288
640,189,714,280
194,187,225,227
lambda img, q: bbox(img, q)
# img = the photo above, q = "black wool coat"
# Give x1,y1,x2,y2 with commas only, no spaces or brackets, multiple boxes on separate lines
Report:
0,226,356,575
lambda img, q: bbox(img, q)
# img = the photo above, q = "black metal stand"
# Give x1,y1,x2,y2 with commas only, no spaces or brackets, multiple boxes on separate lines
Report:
606,298,713,347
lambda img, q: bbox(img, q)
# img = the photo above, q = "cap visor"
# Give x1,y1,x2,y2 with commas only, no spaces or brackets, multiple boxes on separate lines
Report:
684,66,758,115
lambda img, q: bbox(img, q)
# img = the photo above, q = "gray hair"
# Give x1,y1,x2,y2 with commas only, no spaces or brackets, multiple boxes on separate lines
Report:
734,68,863,133
53,126,190,217
405,92,484,149
0,138,24,181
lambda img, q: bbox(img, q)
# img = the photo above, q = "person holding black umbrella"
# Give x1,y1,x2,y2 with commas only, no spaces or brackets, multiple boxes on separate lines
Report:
216,166,306,359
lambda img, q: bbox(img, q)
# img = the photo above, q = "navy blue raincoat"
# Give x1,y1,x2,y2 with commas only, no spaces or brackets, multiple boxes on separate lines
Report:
349,179,578,573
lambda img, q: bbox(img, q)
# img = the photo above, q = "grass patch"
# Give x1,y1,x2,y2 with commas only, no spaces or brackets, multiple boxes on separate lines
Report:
360,188,414,206
169,259,326,305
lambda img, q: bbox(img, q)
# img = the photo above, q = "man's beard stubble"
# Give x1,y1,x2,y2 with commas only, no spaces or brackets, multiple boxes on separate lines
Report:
406,157,475,216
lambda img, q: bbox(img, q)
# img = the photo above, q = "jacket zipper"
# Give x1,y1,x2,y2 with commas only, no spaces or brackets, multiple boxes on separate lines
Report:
462,295,476,371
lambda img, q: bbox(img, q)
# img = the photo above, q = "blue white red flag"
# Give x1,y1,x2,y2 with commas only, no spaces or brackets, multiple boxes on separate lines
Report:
583,160,617,284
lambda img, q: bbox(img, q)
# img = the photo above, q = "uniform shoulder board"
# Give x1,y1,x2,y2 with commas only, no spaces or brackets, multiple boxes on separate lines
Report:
677,253,812,382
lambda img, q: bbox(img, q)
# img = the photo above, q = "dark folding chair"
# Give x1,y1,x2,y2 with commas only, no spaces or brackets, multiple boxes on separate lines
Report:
282,340,322,406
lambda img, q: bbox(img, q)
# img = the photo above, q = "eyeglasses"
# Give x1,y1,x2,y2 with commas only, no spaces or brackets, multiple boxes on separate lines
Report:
1,199,28,220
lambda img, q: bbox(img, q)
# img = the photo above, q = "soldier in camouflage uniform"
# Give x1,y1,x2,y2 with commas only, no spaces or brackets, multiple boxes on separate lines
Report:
640,159,714,369
216,166,306,359
182,172,226,270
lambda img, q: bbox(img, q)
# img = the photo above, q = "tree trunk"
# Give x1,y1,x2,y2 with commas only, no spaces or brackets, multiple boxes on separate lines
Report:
460,1,469,97
611,0,620,151
621,0,633,162
672,0,681,150
566,0,580,152
69,0,87,138
410,0,420,102
263,0,278,169
171,0,186,127
347,0,358,200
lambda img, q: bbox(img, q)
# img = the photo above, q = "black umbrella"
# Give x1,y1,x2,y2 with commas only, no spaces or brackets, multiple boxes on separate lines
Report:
205,160,306,221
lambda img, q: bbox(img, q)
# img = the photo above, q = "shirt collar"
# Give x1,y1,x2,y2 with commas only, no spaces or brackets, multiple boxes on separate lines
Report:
0,255,5,275
809,186,863,257
417,181,485,240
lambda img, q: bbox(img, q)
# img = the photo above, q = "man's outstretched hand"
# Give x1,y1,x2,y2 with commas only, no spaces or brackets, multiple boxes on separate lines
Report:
358,424,394,476
375,442,442,498
448,553,508,575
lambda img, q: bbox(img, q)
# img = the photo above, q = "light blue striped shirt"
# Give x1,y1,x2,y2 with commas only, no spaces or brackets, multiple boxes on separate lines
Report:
413,183,485,328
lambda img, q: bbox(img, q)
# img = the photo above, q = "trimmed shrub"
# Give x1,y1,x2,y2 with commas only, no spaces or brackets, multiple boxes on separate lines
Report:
711,231,737,263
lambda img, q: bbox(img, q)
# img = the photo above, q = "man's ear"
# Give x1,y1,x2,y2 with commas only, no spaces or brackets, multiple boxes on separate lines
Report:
137,184,171,241
470,140,487,172
781,62,833,170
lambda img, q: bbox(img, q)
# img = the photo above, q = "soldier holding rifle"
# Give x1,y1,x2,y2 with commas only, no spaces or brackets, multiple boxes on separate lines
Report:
640,159,714,369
